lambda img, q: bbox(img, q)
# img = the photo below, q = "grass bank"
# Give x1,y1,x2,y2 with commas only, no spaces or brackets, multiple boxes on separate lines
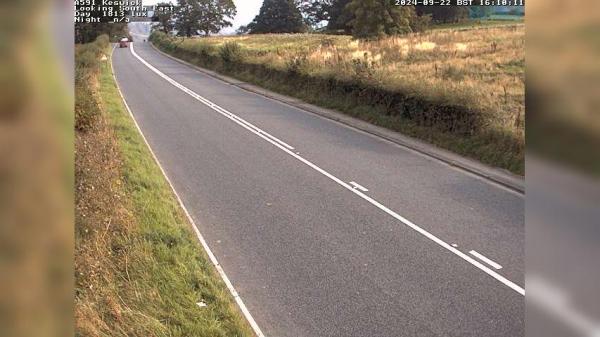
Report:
150,26,524,174
75,36,253,337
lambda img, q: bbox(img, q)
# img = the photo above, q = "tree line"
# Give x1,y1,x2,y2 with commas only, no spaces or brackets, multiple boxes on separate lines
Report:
74,0,502,43
239,0,433,38
154,0,498,39
153,0,236,37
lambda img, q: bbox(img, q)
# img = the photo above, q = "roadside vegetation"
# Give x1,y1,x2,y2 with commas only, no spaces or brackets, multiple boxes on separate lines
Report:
150,0,524,173
75,35,253,337
151,24,525,174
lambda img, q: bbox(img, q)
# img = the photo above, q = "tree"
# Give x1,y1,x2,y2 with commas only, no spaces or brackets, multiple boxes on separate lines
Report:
292,0,356,33
75,23,127,44
236,25,250,35
326,0,352,32
247,0,307,34
152,2,176,34
346,0,418,38
295,0,332,28
175,0,236,37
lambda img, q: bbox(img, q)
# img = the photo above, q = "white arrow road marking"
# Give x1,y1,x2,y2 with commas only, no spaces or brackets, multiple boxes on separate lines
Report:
349,181,369,192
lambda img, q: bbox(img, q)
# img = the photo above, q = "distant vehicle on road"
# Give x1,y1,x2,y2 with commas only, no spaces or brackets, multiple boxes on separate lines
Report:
119,38,129,48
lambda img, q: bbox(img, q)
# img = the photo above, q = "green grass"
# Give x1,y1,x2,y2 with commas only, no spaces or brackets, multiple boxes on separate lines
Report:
222,63,522,173
74,40,254,336
100,54,253,337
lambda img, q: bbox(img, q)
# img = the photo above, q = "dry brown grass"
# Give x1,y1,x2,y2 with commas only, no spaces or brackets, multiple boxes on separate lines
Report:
75,92,132,336
152,25,525,173
186,26,522,120
173,25,524,135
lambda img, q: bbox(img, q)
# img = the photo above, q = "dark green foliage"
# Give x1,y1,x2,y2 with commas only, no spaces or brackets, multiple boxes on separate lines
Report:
410,11,432,33
248,0,307,34
295,0,332,28
326,0,353,32
416,6,470,23
316,0,429,35
75,23,127,44
151,2,176,33
175,0,236,36
236,24,250,34
346,0,416,38
219,42,244,65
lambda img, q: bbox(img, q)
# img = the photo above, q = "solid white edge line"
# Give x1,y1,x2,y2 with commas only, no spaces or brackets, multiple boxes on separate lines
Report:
469,250,503,270
349,181,369,192
128,42,526,297
110,45,266,337
132,43,294,151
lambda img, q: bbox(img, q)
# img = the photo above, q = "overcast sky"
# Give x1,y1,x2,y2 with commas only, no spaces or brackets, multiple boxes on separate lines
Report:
226,0,263,33
143,0,263,34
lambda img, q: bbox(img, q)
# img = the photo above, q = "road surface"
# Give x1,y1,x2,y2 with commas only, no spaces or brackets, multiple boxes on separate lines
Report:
112,31,524,337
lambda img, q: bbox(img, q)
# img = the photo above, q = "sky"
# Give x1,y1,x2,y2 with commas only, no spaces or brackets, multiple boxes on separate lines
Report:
225,0,263,33
143,0,263,34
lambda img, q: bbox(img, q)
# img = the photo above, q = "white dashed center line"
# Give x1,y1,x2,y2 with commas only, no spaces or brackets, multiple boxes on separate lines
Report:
469,250,503,270
128,42,524,296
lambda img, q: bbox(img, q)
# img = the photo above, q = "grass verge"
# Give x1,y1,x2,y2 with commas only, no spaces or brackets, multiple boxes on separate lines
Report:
75,37,253,337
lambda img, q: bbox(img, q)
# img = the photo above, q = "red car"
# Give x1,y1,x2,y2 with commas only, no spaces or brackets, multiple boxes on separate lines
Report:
119,38,129,48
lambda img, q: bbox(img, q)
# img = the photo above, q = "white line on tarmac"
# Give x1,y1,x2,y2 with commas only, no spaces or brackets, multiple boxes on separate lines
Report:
150,39,524,198
111,46,266,337
128,42,525,296
469,250,503,270
350,181,369,192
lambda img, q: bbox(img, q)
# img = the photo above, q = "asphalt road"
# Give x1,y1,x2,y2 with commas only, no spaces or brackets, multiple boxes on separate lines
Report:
113,33,524,337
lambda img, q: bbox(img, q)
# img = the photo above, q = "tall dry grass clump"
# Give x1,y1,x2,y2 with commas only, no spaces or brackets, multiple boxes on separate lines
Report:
75,35,109,131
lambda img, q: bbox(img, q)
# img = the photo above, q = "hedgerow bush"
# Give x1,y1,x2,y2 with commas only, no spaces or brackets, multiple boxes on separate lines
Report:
75,35,109,131
219,42,245,66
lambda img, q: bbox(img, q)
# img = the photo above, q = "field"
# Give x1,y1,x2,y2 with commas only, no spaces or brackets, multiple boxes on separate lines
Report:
75,36,253,336
151,24,525,174
429,18,524,30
